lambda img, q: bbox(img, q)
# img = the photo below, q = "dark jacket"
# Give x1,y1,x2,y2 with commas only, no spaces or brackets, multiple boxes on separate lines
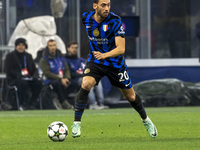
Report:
40,47,71,84
5,50,39,84
65,54,86,79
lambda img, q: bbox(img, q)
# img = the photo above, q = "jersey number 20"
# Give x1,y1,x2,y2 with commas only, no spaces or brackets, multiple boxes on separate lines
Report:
118,71,129,82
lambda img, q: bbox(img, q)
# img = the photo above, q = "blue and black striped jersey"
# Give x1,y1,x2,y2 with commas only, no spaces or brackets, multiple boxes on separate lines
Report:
82,11,126,69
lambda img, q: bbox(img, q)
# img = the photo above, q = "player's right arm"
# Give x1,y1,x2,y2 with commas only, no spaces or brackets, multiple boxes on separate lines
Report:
93,36,125,60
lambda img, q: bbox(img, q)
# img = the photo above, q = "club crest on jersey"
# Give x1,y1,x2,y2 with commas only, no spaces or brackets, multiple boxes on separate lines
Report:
103,25,108,32
93,28,100,37
84,68,90,74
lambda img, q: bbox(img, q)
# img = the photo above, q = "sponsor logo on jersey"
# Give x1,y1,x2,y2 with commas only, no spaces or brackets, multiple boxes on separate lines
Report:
88,36,108,44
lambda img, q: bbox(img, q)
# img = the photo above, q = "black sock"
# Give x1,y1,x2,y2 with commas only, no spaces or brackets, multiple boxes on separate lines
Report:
74,88,89,121
130,94,147,120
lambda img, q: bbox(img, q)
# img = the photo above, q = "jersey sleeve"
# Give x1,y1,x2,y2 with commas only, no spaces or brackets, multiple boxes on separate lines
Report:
82,12,88,24
113,19,125,38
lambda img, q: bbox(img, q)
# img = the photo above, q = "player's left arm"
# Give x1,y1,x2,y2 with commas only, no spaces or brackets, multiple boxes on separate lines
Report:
93,36,125,60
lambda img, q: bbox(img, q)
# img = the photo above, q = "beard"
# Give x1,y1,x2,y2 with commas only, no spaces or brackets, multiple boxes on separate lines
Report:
97,9,108,19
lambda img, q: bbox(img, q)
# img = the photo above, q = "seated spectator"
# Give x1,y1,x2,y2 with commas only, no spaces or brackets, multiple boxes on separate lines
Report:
5,38,43,110
65,42,85,88
65,41,108,109
40,39,73,109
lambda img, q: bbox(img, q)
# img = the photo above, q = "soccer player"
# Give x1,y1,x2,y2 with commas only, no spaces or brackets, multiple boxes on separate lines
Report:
72,0,157,138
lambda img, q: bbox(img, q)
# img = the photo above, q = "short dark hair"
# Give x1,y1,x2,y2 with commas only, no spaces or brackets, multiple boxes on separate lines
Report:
48,39,55,43
93,0,99,4
67,41,78,48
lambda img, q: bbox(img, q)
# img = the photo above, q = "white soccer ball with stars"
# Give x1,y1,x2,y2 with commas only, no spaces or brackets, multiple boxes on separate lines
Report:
47,121,68,142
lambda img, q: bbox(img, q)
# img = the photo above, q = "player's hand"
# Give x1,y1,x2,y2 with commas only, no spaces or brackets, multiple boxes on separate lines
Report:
61,78,70,87
93,51,106,60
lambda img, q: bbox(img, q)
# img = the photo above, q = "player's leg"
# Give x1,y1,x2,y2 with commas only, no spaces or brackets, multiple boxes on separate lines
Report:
72,62,106,138
74,76,96,121
72,76,96,138
107,67,147,119
121,88,157,137
107,66,157,137
120,88,147,119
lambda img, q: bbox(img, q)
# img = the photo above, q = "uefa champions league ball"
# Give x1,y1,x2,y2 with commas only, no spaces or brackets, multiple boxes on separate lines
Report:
47,121,68,142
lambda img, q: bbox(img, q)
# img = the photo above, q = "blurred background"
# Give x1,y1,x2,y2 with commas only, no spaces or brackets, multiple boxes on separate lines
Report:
1,0,200,107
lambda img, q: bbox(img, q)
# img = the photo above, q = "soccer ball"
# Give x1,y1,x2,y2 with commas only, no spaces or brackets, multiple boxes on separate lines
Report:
47,121,68,142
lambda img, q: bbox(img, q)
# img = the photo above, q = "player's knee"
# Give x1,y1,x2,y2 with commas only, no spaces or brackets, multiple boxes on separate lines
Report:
81,80,93,91
82,77,96,91
126,95,135,102
125,93,136,102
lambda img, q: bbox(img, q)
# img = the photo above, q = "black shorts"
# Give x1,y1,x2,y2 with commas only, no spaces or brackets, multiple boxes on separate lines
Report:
83,62,132,89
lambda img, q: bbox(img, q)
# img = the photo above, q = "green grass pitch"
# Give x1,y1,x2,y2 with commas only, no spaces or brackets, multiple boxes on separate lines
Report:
0,107,200,150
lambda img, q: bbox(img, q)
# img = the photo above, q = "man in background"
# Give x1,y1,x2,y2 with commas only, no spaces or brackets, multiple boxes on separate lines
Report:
5,38,43,110
40,39,73,109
